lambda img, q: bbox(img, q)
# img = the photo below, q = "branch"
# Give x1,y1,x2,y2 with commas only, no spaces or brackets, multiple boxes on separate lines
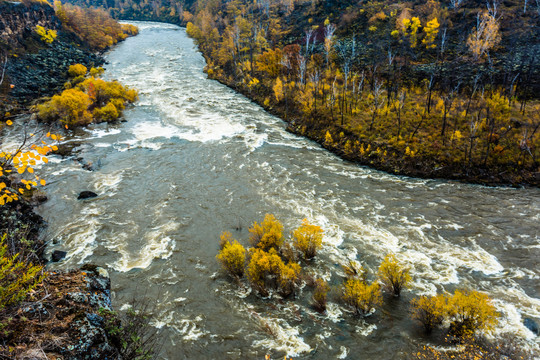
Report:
0,56,7,87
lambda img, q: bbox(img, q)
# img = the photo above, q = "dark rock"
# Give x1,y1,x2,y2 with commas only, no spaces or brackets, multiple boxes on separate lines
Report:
86,313,104,327
86,276,110,292
524,318,539,336
81,264,99,272
51,250,67,262
78,191,98,200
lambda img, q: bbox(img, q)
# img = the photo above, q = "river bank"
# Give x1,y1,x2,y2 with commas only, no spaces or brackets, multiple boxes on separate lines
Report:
0,3,150,358
30,22,539,359
207,71,540,188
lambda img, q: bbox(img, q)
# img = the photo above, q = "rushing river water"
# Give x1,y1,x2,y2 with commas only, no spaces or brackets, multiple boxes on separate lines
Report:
31,22,540,358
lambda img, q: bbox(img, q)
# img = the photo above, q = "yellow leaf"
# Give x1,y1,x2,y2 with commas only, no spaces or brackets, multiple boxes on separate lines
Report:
19,188,24,194
40,179,46,186
27,167,34,174
17,167,25,174
6,120,13,126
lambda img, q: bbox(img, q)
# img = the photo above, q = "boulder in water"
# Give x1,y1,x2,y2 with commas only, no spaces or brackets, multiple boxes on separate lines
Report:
78,191,98,200
51,250,67,262
524,318,539,336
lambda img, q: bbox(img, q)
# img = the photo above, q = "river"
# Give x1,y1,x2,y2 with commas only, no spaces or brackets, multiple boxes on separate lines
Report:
34,22,539,358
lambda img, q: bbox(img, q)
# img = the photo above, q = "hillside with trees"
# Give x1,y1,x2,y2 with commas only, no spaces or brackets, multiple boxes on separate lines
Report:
58,0,540,186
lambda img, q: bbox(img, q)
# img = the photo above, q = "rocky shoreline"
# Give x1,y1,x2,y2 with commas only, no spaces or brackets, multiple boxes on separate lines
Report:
0,1,104,119
209,74,540,188
0,2,150,358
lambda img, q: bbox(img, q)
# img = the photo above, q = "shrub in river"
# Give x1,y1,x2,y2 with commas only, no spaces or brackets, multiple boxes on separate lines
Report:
0,234,46,310
447,290,499,337
411,294,448,333
248,213,284,251
216,232,246,278
292,218,324,260
377,253,411,297
411,290,499,337
278,262,301,298
246,248,284,296
312,278,330,312
341,278,382,316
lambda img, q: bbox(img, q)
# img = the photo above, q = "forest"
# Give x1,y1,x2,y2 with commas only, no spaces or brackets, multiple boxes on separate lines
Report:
61,0,540,186
183,0,540,186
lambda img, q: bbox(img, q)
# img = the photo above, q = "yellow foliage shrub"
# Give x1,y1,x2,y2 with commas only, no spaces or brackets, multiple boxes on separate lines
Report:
93,102,119,123
89,67,105,78
278,262,301,297
341,278,382,315
411,294,448,333
248,214,284,251
216,233,246,278
447,290,499,336
292,219,323,259
37,88,92,126
34,25,57,44
377,253,411,296
313,278,330,312
68,64,87,78
246,248,283,294
0,235,46,309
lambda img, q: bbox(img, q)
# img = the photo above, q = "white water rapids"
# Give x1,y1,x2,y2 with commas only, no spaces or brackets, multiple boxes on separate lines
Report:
27,22,540,358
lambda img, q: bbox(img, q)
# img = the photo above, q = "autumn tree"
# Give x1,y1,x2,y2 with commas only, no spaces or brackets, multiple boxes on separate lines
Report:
422,18,440,49
68,64,87,78
447,290,499,336
292,219,323,259
248,214,284,250
37,88,92,126
467,11,501,61
341,278,382,316
312,278,330,312
216,232,246,278
377,253,411,297
411,294,448,333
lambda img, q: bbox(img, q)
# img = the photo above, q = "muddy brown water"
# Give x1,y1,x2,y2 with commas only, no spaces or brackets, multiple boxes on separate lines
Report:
32,22,539,359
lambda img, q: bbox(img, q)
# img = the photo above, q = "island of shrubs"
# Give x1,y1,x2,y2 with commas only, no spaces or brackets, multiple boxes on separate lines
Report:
217,214,500,342
36,63,138,127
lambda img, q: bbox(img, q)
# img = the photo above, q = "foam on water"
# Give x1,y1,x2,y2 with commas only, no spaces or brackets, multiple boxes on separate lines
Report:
114,222,178,272
251,315,312,357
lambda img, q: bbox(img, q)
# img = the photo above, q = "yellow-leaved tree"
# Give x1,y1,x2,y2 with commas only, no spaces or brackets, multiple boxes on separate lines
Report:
248,213,284,251
411,294,448,333
422,18,440,49
341,277,382,315
292,218,324,259
402,17,421,48
216,231,246,278
467,11,501,61
377,253,411,296
447,290,499,336
0,120,60,206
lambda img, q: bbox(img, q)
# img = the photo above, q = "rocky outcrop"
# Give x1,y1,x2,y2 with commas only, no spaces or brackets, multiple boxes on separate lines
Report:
0,267,122,359
0,1,104,112
0,1,61,53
